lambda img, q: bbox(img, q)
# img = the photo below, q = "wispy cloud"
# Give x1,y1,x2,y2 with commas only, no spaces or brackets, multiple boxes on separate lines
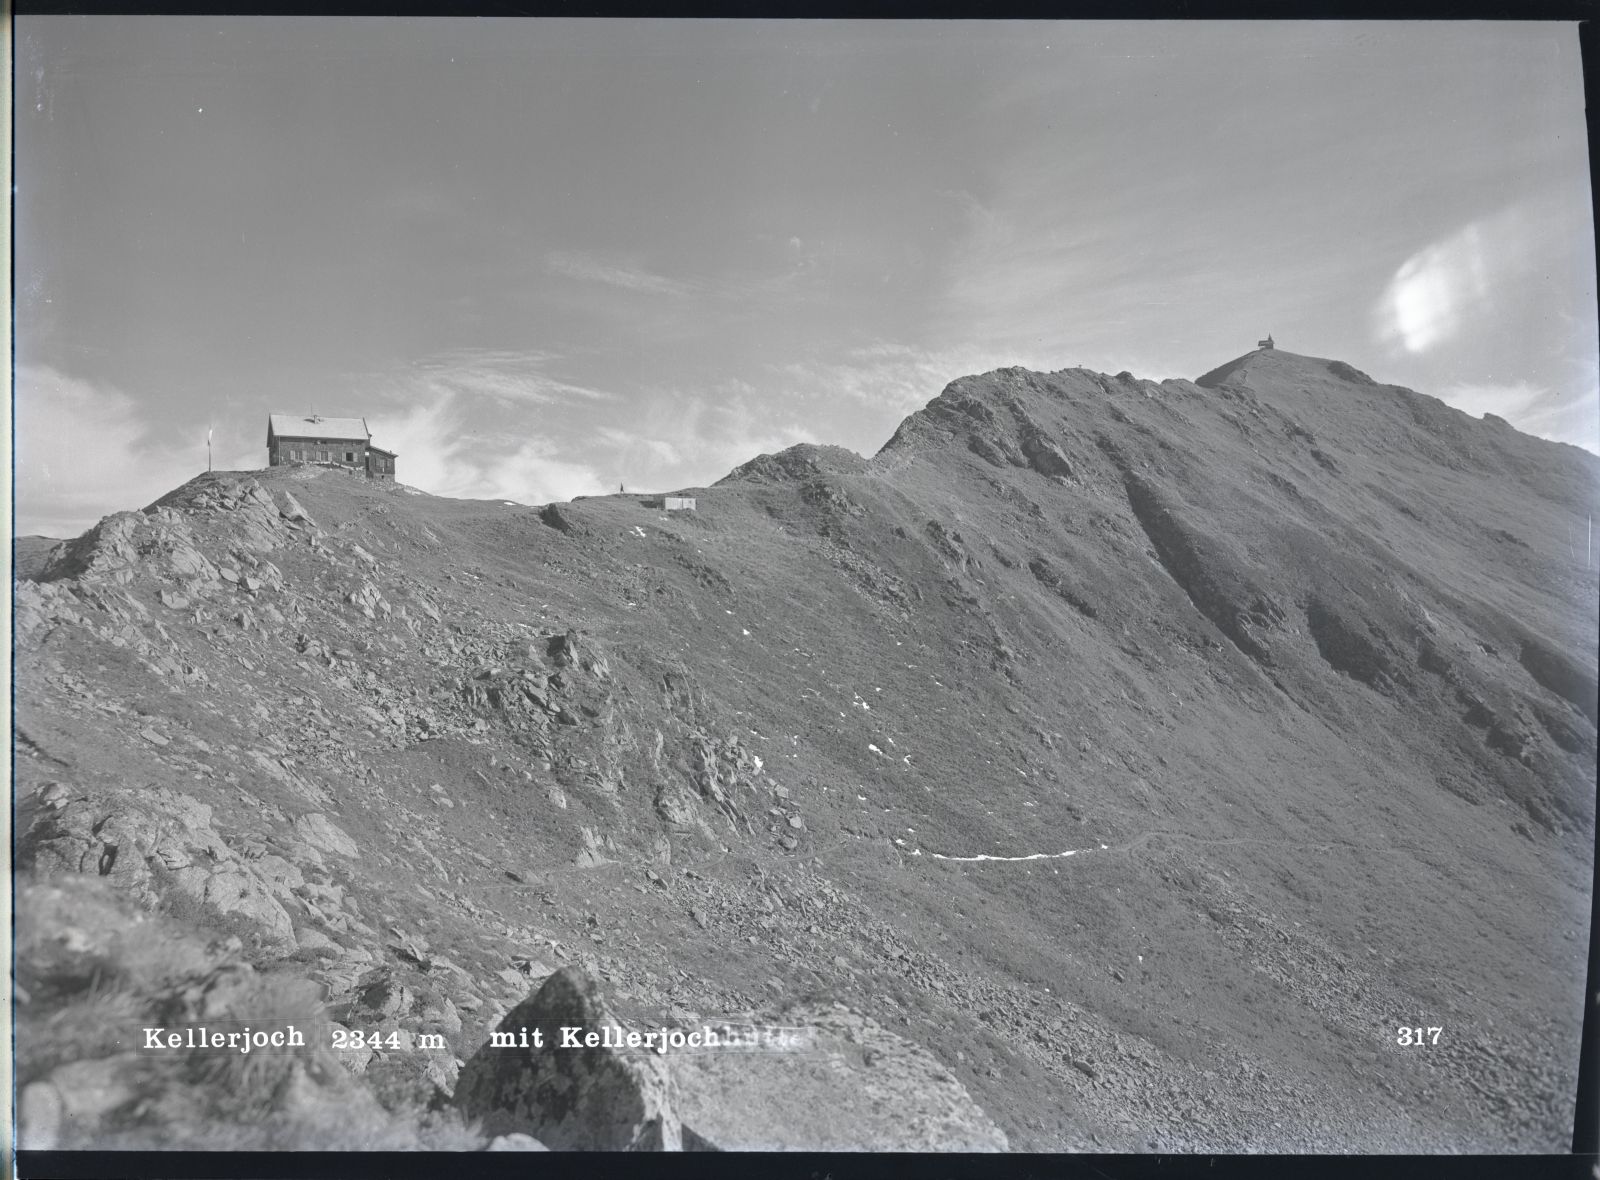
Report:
590,383,819,492
772,340,1056,419
359,356,822,503
595,425,681,468
546,250,697,297
407,348,618,406
1440,380,1600,454
544,248,821,311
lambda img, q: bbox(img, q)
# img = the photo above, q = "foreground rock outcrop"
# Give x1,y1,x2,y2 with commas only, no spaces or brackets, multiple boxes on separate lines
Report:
18,781,301,951
13,876,469,1151
456,966,1008,1151
455,967,678,1149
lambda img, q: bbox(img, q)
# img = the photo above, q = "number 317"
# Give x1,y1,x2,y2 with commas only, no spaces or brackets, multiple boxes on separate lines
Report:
1397,1027,1442,1045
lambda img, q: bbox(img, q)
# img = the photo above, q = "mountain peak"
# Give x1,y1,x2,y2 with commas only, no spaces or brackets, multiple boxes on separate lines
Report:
1195,348,1379,390
716,442,867,486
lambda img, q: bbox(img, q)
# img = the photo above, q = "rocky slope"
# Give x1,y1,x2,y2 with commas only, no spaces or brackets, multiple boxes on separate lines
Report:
14,348,1597,1152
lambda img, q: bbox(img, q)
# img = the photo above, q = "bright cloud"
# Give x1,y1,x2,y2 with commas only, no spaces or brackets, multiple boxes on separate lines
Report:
1377,221,1498,355
364,348,622,502
1371,188,1597,451
14,365,221,537
367,393,609,506
1374,194,1576,359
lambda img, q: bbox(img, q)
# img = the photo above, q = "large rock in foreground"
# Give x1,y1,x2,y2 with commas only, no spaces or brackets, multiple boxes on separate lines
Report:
455,966,1007,1151
454,966,678,1149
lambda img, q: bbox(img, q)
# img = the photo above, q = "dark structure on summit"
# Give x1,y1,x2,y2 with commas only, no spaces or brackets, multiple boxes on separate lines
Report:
1257,334,1275,350
267,415,397,480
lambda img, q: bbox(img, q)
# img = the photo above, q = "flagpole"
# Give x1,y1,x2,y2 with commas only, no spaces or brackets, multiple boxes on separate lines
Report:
207,427,213,472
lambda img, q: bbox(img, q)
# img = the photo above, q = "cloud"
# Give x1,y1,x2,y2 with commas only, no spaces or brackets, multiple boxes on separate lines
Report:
1373,192,1586,360
595,426,681,468
590,386,819,493
366,393,609,506
365,347,621,502
1438,380,1554,421
362,353,824,504
1440,380,1600,454
1375,221,1498,356
773,340,1056,420
13,365,224,537
409,348,617,406
1371,189,1598,453
545,251,697,297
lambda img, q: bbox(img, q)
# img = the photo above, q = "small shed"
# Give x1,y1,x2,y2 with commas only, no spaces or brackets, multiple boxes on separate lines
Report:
664,496,697,512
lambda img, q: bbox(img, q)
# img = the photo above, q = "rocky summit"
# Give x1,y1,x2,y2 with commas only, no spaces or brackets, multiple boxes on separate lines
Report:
13,348,1597,1152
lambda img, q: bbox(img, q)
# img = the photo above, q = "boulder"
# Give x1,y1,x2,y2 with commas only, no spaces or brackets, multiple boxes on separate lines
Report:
328,1024,376,1076
546,630,610,680
291,813,361,859
1020,431,1076,480
538,504,588,537
454,966,678,1150
346,580,387,618
350,973,413,1021
276,490,315,525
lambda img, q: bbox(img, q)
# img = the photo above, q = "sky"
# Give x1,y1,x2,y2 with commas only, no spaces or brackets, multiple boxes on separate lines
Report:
14,18,1597,538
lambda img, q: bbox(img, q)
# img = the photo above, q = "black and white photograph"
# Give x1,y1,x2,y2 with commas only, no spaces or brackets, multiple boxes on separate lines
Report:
11,16,1598,1161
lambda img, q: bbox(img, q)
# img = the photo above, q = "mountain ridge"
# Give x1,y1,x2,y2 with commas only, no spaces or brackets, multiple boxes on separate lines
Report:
14,351,1597,1152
